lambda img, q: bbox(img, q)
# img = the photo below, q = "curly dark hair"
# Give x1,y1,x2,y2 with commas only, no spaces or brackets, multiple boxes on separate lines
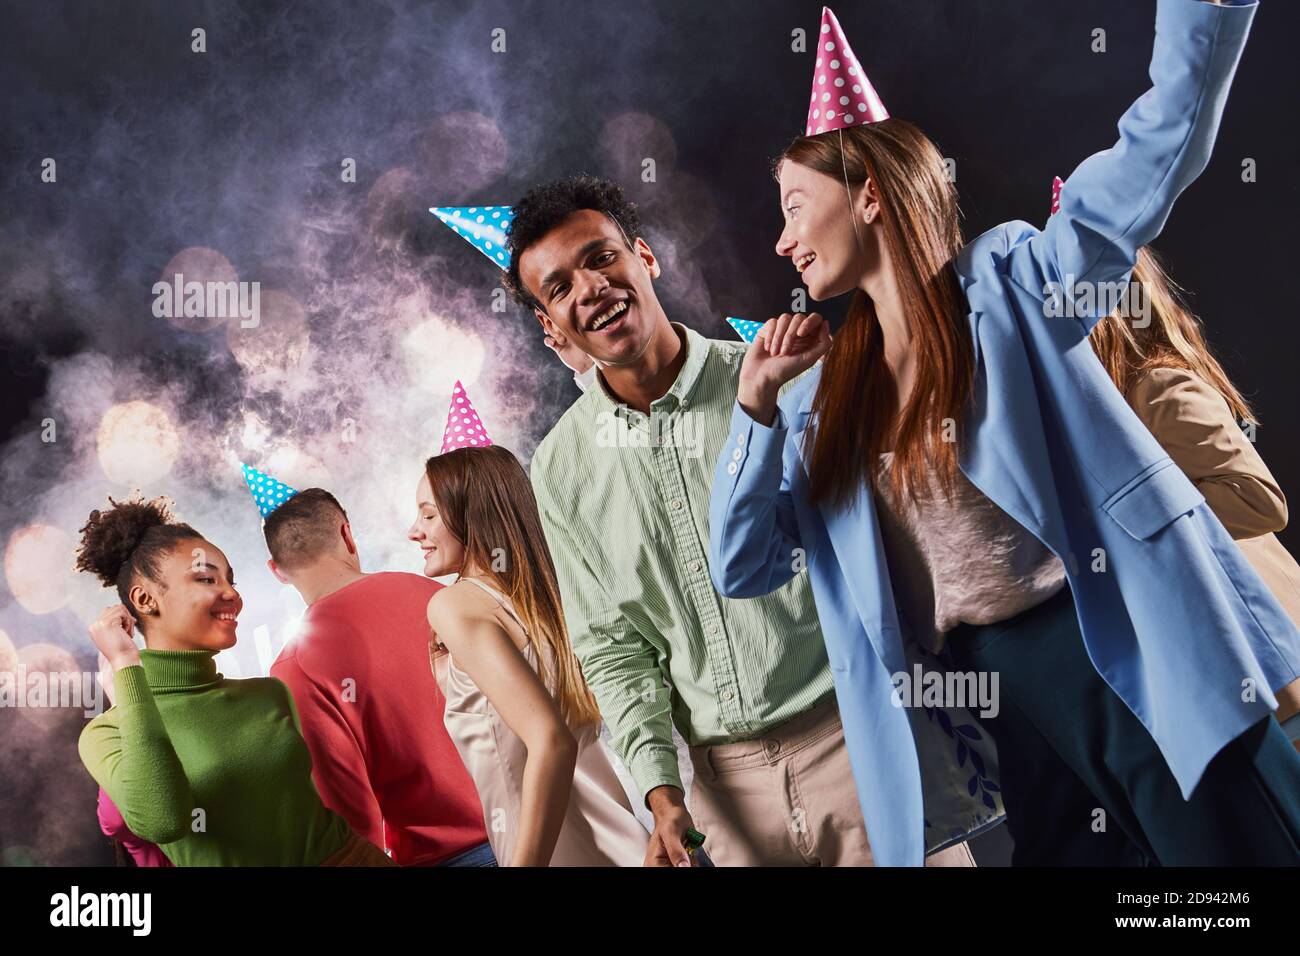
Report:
502,174,642,312
74,495,202,632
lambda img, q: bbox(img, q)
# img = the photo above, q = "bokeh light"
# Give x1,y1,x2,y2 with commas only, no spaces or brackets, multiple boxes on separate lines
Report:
4,524,75,615
598,111,679,191
365,167,421,243
0,628,17,676
157,246,240,334
16,642,84,730
419,112,507,195
96,400,181,485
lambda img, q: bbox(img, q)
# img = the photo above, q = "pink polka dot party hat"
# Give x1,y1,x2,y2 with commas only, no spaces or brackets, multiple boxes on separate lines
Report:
806,6,889,136
440,379,493,454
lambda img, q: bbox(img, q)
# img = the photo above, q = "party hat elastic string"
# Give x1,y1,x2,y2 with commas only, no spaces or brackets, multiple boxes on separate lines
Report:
840,127,864,254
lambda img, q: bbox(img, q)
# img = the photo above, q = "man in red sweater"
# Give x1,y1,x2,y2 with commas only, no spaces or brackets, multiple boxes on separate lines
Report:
263,488,492,866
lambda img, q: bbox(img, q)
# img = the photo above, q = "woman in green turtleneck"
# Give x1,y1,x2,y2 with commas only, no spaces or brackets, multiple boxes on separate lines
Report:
75,494,392,867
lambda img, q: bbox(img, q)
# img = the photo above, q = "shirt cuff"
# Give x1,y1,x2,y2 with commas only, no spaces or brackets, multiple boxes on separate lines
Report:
113,664,153,708
722,399,788,483
628,748,684,807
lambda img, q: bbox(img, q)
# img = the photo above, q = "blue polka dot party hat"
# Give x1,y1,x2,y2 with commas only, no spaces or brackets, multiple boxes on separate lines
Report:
240,462,299,519
726,317,763,344
429,205,513,270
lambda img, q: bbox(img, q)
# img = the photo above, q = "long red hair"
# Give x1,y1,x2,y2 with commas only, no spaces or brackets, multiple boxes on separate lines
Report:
780,120,973,508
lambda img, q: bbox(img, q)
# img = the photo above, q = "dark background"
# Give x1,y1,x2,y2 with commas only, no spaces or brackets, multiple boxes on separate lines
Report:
0,0,1294,866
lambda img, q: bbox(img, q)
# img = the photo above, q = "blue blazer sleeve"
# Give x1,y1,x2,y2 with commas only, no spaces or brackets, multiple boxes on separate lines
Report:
1018,0,1257,333
708,400,805,599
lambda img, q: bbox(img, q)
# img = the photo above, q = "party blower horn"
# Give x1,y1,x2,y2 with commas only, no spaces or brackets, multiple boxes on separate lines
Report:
805,6,890,136
440,380,494,454
430,206,514,269
240,463,299,519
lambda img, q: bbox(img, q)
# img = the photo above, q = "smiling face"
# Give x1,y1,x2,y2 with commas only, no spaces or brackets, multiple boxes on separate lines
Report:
775,159,875,301
516,209,666,369
409,472,466,578
131,538,243,652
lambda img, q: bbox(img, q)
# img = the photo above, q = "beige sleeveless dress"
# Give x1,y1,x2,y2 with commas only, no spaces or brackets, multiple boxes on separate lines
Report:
430,577,650,866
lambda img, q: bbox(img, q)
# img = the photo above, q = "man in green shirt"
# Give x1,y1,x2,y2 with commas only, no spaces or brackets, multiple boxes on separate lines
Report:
508,175,917,866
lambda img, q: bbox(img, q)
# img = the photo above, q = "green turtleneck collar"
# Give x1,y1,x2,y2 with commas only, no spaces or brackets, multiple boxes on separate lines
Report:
139,648,224,692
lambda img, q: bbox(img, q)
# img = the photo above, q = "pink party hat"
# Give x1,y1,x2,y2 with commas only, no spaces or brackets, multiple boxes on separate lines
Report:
1050,176,1064,216
440,380,493,454
806,7,889,136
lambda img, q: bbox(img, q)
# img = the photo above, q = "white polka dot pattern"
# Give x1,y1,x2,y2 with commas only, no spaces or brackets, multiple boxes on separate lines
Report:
240,462,299,518
430,205,514,270
725,316,763,344
804,7,889,137
440,379,494,454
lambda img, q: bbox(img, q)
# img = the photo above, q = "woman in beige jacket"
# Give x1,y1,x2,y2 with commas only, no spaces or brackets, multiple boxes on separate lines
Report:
1091,246,1300,749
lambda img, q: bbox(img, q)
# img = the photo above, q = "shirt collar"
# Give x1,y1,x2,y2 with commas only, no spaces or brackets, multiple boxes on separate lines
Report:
593,323,713,420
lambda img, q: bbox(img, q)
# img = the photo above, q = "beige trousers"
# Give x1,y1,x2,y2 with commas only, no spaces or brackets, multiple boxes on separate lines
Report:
688,699,975,867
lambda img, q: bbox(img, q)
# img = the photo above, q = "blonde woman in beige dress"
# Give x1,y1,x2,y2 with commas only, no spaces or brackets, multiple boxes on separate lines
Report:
1090,245,1300,749
408,444,650,866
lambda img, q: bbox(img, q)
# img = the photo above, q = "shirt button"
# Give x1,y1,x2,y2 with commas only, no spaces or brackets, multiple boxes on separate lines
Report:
655,436,665,446
708,623,720,635
736,434,746,447
766,740,781,756
731,447,743,461
726,462,738,476
688,560,701,573
670,499,683,510
721,690,734,702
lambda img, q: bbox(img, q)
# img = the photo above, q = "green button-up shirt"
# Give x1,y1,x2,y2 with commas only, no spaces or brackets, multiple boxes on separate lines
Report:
530,324,834,800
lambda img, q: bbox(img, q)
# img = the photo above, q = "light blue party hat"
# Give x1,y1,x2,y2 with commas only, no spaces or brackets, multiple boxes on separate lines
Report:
430,205,513,269
725,317,763,344
240,462,299,519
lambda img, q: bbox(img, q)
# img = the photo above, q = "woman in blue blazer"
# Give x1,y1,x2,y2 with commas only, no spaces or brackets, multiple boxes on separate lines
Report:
710,0,1300,866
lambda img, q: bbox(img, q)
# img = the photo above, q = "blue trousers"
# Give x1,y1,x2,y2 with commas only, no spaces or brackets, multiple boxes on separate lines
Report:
436,841,497,867
948,585,1300,866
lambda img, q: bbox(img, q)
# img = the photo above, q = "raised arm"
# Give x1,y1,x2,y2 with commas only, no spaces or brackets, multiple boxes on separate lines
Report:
1021,0,1258,332
78,606,194,846
709,313,828,598
709,401,807,598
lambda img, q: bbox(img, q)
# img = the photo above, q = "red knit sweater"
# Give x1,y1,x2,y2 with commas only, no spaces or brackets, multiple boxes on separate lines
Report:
271,572,487,865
